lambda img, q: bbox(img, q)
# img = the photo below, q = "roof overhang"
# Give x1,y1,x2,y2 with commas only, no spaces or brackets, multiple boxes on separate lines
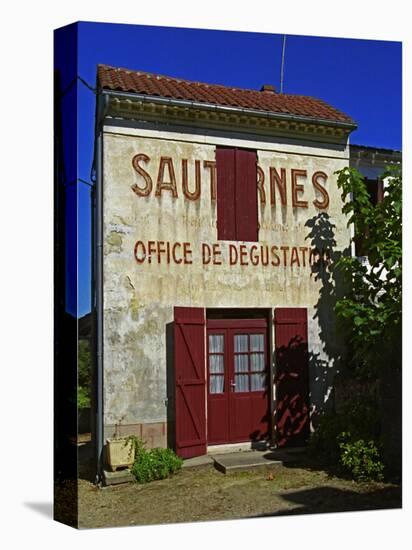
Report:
350,144,402,178
99,89,357,145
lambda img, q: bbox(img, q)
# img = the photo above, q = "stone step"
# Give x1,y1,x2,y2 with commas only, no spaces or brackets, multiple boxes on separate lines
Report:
211,448,306,474
103,468,135,486
182,455,214,468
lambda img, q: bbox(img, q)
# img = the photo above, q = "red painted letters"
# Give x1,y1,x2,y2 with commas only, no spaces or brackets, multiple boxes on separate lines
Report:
130,152,331,211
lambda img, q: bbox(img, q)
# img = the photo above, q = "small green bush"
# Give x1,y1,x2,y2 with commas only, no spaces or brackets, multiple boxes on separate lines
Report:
338,432,384,482
77,385,91,408
124,435,146,461
308,411,346,462
78,339,91,408
308,395,385,481
308,395,381,464
131,446,183,484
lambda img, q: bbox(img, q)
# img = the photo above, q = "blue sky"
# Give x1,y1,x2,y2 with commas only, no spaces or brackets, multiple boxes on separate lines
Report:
56,21,402,317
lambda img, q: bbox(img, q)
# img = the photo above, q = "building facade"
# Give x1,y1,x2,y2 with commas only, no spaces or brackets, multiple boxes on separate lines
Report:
94,65,357,461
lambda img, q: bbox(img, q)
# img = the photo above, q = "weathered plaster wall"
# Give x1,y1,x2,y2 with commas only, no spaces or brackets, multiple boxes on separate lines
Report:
102,126,351,441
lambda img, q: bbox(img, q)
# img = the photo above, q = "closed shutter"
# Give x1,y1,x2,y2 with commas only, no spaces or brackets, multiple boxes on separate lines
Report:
216,147,258,241
366,178,384,207
274,308,310,447
377,179,384,204
174,307,207,458
236,149,258,241
216,147,236,240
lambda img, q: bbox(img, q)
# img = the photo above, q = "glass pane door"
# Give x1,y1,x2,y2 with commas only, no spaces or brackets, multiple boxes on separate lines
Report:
208,334,224,394
233,333,266,393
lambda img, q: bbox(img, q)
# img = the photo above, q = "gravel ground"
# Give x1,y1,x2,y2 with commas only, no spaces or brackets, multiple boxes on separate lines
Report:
73,462,401,529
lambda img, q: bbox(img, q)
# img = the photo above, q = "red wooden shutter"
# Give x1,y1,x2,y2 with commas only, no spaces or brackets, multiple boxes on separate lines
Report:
174,307,207,458
377,179,384,204
274,308,310,447
366,178,384,206
216,147,258,241
216,147,236,240
236,149,258,241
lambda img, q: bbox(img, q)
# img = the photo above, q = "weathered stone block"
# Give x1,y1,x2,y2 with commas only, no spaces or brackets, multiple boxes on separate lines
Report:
141,422,167,449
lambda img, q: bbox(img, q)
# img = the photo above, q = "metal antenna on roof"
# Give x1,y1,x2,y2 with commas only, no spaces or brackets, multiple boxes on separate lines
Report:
280,35,287,94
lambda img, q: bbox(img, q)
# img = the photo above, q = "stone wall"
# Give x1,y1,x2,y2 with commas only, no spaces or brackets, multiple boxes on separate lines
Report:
102,125,351,445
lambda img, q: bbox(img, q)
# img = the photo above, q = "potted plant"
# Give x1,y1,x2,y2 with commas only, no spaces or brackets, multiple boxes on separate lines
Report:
105,417,136,471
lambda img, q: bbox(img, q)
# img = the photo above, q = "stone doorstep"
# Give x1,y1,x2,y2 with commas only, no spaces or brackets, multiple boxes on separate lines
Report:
211,448,307,474
211,451,280,474
182,455,215,468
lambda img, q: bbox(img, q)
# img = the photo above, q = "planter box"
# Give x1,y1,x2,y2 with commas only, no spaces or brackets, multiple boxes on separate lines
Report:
106,438,135,472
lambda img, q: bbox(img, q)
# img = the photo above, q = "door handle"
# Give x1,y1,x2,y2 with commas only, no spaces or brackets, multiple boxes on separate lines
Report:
230,380,236,389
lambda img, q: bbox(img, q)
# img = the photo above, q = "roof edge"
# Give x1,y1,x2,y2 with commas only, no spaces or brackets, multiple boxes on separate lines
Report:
99,88,358,131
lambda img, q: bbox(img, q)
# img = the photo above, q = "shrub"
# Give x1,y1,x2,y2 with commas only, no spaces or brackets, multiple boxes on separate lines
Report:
338,432,384,482
78,339,91,408
124,435,146,461
341,394,380,440
308,394,385,481
308,395,381,464
308,411,346,462
77,386,91,408
131,446,183,484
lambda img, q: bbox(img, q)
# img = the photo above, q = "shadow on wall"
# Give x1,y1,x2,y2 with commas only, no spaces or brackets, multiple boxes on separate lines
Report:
304,212,350,429
274,335,310,448
270,212,349,446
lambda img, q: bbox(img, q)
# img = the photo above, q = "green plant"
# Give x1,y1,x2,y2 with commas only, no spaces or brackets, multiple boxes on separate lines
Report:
334,166,402,376
153,448,184,475
308,411,346,462
131,446,183,484
327,167,402,478
77,385,91,408
77,339,91,408
309,395,380,463
338,432,384,482
124,435,146,462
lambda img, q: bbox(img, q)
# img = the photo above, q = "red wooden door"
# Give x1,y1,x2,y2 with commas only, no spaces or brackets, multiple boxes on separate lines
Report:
274,308,310,447
206,327,229,444
174,307,207,458
207,319,269,445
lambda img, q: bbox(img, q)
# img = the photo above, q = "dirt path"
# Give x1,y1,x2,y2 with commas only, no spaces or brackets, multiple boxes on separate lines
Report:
76,463,401,529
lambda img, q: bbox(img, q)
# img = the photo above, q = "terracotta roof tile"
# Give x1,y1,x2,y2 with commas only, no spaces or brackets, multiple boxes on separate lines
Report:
98,64,355,125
